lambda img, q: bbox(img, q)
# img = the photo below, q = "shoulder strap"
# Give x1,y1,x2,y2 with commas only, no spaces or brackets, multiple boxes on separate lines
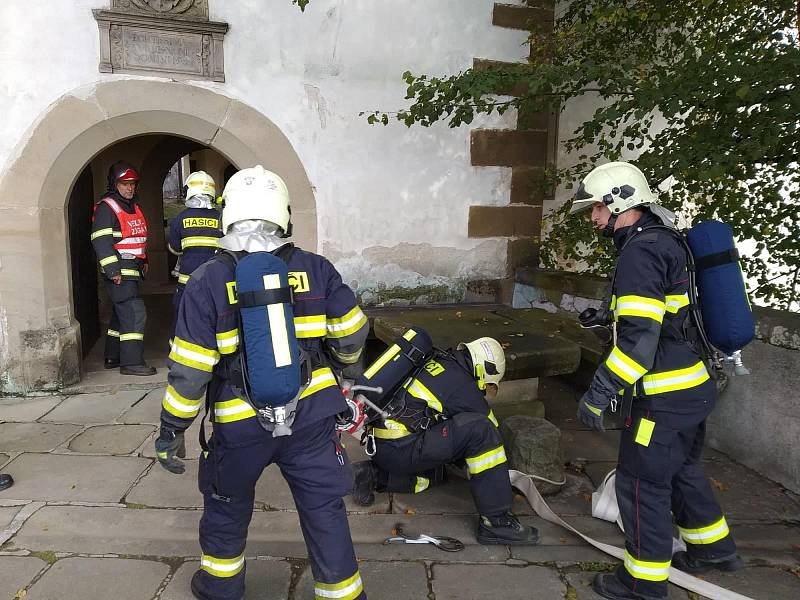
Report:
273,243,296,264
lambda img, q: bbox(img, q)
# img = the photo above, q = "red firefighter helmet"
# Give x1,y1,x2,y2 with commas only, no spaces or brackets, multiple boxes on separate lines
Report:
107,161,140,190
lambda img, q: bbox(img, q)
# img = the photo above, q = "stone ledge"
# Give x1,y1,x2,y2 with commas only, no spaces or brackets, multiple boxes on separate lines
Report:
472,59,531,97
371,306,581,380
511,167,548,205
492,4,554,30
516,267,610,300
468,205,542,238
753,306,800,350
515,268,800,353
471,129,548,167
507,238,540,274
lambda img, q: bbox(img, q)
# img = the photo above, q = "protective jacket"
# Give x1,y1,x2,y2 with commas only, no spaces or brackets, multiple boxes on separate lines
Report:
160,246,369,444
90,192,148,281
592,212,715,414
373,350,498,440
167,207,222,285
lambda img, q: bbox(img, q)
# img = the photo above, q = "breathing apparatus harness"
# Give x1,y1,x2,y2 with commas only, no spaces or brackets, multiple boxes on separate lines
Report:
596,220,724,427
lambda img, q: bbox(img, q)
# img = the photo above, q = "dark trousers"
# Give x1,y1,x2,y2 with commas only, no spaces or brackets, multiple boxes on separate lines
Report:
373,412,512,517
170,284,185,344
615,408,737,599
194,417,366,600
103,279,146,366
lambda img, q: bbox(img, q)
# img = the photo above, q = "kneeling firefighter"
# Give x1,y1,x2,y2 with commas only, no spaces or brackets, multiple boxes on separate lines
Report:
351,334,539,546
571,162,743,600
167,171,223,342
155,166,369,600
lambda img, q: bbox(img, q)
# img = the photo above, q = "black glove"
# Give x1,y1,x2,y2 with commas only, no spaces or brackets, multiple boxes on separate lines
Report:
155,424,187,474
577,383,611,431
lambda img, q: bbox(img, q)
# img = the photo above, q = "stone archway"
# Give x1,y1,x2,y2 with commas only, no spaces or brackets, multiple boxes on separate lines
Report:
0,79,317,393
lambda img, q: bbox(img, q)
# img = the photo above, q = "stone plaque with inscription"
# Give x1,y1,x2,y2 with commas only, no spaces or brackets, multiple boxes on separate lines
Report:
94,0,227,82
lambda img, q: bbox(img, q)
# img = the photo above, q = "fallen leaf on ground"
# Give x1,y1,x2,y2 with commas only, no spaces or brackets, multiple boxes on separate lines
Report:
710,477,729,492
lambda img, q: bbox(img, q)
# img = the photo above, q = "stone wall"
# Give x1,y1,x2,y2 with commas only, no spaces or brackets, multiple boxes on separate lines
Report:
514,268,800,493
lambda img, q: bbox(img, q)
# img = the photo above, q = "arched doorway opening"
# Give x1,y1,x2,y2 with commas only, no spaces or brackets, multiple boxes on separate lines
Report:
67,135,235,372
0,79,317,393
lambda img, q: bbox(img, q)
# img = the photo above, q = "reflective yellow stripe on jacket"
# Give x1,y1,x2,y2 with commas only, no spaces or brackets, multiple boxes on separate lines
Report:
182,236,220,249
614,294,666,323
405,378,443,413
162,384,204,419
294,314,327,339
216,328,239,355
605,346,648,385
169,337,221,373
326,306,368,339
213,368,338,423
641,361,709,395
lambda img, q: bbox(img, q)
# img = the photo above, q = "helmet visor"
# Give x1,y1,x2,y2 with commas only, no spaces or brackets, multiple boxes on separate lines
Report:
570,182,596,214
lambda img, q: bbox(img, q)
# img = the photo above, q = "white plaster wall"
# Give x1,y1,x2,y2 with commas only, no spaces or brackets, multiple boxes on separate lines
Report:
0,0,530,301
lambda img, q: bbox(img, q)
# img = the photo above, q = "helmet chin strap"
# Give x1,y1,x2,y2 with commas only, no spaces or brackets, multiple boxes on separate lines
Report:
602,213,618,238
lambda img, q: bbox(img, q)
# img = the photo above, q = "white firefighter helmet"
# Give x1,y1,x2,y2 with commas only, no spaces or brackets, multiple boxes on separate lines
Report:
184,171,216,201
570,161,657,215
458,337,506,390
221,166,291,235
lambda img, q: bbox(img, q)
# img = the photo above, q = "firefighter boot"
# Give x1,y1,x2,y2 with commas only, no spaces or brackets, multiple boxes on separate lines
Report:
671,551,744,574
0,474,14,492
191,570,243,600
592,573,663,600
120,364,157,376
351,460,377,506
476,513,539,546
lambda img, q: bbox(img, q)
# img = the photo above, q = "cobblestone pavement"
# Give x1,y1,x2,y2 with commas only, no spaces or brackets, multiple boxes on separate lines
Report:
1,378,798,600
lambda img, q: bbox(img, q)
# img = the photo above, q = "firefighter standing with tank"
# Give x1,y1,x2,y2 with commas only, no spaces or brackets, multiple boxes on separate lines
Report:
167,171,223,341
351,336,539,546
90,161,156,376
571,162,743,600
154,166,369,600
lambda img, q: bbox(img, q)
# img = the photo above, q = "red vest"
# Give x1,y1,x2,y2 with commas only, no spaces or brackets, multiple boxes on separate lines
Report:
95,197,148,259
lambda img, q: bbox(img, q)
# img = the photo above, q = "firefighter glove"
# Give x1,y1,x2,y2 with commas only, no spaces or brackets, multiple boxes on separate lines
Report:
155,424,187,474
577,382,609,432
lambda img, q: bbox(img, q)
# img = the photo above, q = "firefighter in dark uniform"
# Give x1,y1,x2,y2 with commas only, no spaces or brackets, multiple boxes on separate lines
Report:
154,166,369,600
571,162,742,600
167,171,223,341
352,337,539,546
90,161,156,376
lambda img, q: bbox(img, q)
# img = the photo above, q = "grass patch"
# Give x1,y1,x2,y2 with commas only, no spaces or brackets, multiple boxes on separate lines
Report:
30,550,58,564
577,561,616,572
